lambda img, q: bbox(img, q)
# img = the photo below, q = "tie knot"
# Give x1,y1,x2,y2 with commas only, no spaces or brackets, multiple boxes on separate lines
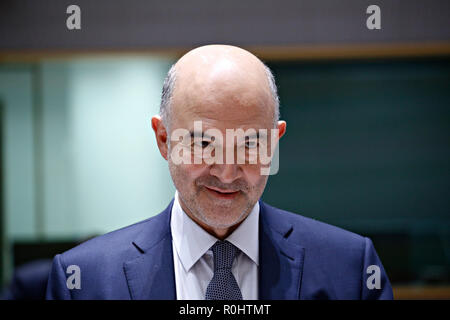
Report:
211,240,239,270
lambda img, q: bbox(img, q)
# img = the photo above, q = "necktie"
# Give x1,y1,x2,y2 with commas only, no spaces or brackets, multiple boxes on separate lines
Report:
205,240,243,300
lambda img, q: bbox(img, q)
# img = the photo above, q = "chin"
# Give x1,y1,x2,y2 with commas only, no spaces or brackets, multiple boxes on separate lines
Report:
203,218,241,230
200,209,247,229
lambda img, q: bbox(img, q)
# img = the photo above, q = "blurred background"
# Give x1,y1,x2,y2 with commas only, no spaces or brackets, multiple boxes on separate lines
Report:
0,0,449,299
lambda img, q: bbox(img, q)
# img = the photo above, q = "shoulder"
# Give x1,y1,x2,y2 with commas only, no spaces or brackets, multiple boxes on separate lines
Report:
260,202,392,299
59,205,171,266
260,201,366,252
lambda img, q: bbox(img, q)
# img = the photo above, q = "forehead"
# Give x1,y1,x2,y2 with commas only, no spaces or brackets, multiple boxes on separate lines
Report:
172,91,273,132
171,65,274,130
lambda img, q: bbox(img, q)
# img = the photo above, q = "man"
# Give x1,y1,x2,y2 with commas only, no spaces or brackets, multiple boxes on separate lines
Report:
46,45,393,300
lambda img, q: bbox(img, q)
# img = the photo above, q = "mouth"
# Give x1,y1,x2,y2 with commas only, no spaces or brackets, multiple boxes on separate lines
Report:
204,186,241,200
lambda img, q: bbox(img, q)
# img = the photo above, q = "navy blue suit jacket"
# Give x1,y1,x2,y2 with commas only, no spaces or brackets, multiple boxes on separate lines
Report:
46,200,393,299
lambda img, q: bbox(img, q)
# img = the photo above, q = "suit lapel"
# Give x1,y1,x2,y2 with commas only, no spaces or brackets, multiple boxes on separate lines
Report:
259,201,305,300
123,200,176,300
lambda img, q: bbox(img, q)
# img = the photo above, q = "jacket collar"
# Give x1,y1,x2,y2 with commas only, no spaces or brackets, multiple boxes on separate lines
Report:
258,201,305,299
123,200,176,300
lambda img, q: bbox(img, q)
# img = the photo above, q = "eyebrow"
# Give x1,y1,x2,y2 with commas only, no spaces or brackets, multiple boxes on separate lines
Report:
189,131,215,140
188,130,266,140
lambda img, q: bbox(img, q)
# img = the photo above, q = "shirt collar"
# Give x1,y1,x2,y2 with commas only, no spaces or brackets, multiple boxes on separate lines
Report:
226,201,259,266
170,191,260,272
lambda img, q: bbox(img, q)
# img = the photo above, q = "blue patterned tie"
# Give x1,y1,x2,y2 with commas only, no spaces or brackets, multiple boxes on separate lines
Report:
205,240,243,300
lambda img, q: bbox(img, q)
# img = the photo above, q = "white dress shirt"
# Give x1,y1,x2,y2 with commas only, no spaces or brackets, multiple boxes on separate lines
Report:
170,191,259,300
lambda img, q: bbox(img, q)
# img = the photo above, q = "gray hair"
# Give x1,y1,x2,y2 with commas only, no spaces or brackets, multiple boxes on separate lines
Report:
159,62,280,130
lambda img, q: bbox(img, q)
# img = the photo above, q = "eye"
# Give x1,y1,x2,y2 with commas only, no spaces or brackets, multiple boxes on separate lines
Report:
245,140,258,149
193,140,212,148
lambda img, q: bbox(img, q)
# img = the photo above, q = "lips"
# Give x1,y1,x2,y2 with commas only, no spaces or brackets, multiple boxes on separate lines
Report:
204,186,240,199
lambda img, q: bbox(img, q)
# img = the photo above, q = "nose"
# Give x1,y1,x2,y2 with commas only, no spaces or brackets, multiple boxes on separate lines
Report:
209,164,242,185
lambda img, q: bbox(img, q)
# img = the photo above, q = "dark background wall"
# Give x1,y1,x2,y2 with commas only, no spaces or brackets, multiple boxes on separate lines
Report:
0,0,449,51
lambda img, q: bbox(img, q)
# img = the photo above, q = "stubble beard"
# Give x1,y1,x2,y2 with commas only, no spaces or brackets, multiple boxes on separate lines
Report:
168,165,261,230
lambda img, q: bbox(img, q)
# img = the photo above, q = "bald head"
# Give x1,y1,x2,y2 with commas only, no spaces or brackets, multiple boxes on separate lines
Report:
160,45,279,130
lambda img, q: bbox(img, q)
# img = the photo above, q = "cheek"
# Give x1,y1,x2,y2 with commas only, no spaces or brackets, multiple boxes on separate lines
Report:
170,162,208,184
242,165,267,189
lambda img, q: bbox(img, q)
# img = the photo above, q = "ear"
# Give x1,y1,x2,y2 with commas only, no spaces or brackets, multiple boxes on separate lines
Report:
277,120,287,140
151,115,169,161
